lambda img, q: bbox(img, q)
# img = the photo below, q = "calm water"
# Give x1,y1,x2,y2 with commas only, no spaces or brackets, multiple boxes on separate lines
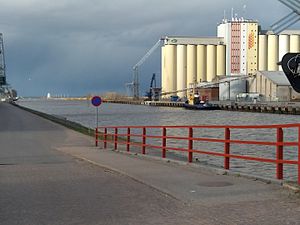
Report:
17,99,300,181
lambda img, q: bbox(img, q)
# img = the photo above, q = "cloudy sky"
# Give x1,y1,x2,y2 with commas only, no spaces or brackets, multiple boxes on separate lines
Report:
0,0,294,97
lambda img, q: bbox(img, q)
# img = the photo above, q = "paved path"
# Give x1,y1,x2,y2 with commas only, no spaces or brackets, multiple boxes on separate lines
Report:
1,103,300,225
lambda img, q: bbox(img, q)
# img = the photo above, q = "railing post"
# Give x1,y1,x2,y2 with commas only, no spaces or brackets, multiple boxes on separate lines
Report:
298,126,300,185
162,127,166,158
142,127,146,154
127,127,130,152
104,128,107,149
276,127,283,180
114,128,118,150
95,128,98,147
188,127,193,163
224,127,230,170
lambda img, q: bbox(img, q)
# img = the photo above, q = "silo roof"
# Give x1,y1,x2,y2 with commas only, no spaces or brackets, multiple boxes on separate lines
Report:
258,71,290,86
164,36,224,45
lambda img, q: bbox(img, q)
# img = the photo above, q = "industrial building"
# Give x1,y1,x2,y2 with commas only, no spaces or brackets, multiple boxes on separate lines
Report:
248,71,300,101
160,18,300,101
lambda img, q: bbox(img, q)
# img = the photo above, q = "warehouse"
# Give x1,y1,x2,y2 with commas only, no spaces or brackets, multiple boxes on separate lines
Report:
248,71,300,101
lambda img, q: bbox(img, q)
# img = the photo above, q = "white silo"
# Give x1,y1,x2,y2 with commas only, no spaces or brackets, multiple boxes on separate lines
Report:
197,45,206,82
206,45,216,82
176,45,187,98
258,35,268,71
278,34,290,71
161,46,167,93
267,35,279,71
216,45,226,76
187,45,197,87
165,44,177,95
290,35,300,53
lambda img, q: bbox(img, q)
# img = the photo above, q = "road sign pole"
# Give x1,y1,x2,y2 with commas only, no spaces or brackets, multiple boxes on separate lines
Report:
96,107,99,129
91,95,102,134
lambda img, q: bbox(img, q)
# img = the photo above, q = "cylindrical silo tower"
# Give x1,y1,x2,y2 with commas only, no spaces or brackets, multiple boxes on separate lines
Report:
290,35,300,53
206,45,216,82
267,35,279,71
278,34,290,71
161,46,167,93
176,45,187,98
196,45,206,82
165,44,177,95
258,35,267,71
216,45,226,76
187,45,197,88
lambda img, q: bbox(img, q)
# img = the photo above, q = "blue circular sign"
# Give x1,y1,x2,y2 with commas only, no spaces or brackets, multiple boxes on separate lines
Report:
91,96,102,107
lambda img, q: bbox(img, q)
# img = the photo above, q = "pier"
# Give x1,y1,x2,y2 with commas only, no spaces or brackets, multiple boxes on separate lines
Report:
1,102,300,225
215,101,300,115
104,98,300,114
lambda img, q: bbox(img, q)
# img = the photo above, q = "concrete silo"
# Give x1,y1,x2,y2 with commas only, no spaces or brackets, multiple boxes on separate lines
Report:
206,45,216,82
187,45,197,87
267,35,279,71
290,35,300,53
165,44,177,95
197,45,206,82
278,34,290,70
216,45,226,76
161,46,167,93
176,45,187,98
258,35,268,71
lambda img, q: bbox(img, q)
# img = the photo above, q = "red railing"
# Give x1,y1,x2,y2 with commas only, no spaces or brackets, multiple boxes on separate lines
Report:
95,124,300,184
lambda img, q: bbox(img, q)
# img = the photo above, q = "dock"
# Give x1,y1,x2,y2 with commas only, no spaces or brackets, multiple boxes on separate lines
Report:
104,99,300,114
214,101,300,115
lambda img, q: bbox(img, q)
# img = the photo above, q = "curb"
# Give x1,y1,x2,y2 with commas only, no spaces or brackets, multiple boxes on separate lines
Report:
58,149,182,203
12,102,95,137
105,148,300,194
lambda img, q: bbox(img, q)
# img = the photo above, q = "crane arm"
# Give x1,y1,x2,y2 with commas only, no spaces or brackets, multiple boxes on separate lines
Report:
133,39,163,69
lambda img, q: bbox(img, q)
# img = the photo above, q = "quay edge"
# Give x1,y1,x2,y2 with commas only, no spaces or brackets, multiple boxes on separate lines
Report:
102,99,300,115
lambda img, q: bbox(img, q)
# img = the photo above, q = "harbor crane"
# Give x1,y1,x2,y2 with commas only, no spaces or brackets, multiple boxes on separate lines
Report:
271,0,300,34
0,33,6,86
126,38,164,99
145,73,159,101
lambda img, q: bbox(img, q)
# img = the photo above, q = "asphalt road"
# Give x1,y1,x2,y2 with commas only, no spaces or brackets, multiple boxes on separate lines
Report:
0,103,198,225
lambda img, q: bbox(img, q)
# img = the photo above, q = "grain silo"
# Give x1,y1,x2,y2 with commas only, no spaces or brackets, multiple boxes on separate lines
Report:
165,44,177,94
176,45,187,98
216,45,226,76
196,45,206,82
161,46,167,93
278,34,290,70
187,45,197,87
267,35,279,71
206,45,216,82
290,34,300,53
258,35,268,71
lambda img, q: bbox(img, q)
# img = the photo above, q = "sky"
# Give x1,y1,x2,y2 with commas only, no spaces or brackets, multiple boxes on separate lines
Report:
0,0,295,97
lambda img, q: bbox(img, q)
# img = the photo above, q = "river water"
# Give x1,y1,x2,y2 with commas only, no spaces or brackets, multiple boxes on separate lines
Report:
17,99,300,181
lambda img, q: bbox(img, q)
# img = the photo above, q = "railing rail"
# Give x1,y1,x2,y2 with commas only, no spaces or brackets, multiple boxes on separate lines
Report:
95,123,300,184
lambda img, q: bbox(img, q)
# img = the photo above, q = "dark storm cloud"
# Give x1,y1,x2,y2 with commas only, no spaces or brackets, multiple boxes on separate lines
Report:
0,0,293,96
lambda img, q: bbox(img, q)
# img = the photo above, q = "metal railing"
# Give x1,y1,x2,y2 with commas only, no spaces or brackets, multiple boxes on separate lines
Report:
95,124,300,184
